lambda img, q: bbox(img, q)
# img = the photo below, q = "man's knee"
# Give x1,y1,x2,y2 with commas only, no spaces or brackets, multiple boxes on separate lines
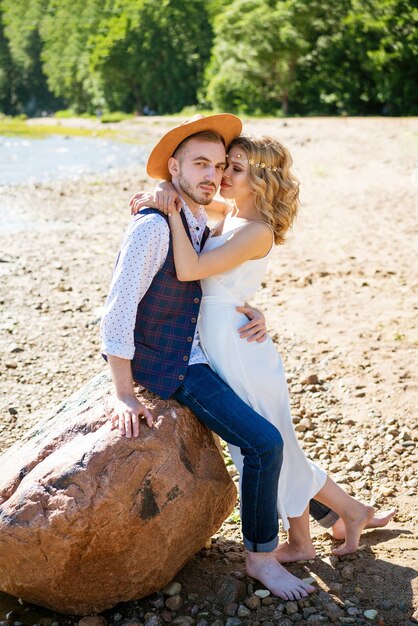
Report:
258,422,283,459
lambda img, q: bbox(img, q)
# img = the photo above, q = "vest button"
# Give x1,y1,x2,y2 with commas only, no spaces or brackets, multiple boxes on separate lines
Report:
191,317,197,323
178,374,185,381
187,336,193,342
194,297,200,304
183,355,189,361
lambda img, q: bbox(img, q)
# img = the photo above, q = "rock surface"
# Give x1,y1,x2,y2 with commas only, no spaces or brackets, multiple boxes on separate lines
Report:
0,373,236,614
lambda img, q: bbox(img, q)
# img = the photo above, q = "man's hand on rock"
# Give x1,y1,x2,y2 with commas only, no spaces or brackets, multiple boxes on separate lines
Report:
111,395,153,438
236,305,268,343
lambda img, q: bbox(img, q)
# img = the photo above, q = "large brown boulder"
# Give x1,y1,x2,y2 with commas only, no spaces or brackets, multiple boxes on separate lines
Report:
0,372,236,614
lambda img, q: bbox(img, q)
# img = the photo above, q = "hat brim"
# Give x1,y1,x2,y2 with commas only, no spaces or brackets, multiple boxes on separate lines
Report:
146,114,242,180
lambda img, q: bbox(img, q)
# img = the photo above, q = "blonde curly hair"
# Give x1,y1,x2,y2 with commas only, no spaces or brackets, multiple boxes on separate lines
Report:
228,135,300,245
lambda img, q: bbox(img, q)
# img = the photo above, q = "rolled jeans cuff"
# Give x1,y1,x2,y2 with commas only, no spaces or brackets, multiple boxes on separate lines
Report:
243,534,279,553
318,510,340,529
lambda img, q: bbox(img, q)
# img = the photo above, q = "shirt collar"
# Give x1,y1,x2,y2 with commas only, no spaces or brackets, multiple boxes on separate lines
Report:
179,197,208,230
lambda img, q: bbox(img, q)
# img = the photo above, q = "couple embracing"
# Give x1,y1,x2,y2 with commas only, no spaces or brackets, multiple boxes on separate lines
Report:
100,113,394,600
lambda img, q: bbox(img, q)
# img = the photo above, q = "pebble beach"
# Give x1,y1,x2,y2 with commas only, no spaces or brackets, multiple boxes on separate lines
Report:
0,116,417,625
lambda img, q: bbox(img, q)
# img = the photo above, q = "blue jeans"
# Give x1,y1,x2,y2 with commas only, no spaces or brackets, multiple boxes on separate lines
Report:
173,364,283,552
173,364,338,551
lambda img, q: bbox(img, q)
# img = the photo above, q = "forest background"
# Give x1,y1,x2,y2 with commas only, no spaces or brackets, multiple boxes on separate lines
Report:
0,0,417,119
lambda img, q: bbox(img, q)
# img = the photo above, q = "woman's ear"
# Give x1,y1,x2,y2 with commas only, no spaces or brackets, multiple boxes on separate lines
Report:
168,157,180,178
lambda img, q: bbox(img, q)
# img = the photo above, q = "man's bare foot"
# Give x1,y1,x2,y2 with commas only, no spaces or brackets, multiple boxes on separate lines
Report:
246,551,316,601
273,541,316,563
332,503,375,556
331,508,397,541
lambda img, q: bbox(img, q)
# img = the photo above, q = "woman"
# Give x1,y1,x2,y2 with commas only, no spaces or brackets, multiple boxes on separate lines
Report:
131,134,395,561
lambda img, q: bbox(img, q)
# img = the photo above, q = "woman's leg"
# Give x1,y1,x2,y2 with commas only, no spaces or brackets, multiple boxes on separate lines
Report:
273,506,316,563
173,364,315,600
331,508,397,540
315,476,376,555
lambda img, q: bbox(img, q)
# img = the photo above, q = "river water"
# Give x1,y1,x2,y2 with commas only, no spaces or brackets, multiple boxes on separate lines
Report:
0,134,148,186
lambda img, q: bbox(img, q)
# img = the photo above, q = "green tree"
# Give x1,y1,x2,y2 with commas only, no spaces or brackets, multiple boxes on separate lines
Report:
291,0,418,114
39,0,104,112
204,0,306,114
0,6,14,113
1,0,60,114
89,0,214,113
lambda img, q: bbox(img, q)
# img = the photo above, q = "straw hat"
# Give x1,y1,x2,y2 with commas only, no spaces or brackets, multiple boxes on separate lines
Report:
146,113,242,180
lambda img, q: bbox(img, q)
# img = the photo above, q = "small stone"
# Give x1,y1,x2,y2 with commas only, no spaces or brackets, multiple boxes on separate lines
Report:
145,616,164,626
78,619,107,626
347,607,359,616
236,606,250,619
8,407,18,416
255,589,271,598
113,615,123,623
261,622,274,626
318,591,333,602
160,611,173,623
13,623,24,626
172,618,194,626
285,601,298,615
211,621,223,626
302,608,317,619
323,602,344,620
302,374,319,385
261,597,274,606
275,620,291,626
149,593,165,609
223,604,238,617
165,595,183,611
215,576,246,605
364,610,378,620
163,582,183,597
225,619,241,626
378,600,393,611
411,608,418,622
339,619,356,624
0,621,12,626
341,564,355,580
226,553,242,563
302,577,315,585
244,595,261,610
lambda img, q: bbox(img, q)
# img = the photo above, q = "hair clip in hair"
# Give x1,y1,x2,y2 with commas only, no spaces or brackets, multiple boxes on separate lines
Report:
227,153,279,172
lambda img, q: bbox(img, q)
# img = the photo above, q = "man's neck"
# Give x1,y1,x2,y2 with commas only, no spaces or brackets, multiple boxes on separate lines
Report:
171,182,201,216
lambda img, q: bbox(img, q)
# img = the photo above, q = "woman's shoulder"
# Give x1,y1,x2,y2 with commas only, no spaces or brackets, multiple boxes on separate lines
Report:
236,219,273,241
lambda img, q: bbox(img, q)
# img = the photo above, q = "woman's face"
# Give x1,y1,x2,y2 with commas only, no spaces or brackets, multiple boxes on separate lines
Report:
220,145,253,204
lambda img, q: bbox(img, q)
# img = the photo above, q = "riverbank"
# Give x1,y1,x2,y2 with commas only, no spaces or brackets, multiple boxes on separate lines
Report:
0,117,417,625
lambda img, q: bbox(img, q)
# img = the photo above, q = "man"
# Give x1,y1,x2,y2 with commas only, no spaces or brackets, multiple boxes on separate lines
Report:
101,114,336,600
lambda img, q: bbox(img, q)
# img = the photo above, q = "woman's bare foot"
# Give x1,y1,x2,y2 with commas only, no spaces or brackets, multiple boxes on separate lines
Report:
246,551,316,601
273,540,316,563
332,503,375,556
331,508,397,541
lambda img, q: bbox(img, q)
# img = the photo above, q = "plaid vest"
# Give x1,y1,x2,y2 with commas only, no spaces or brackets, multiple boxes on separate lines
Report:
131,208,209,398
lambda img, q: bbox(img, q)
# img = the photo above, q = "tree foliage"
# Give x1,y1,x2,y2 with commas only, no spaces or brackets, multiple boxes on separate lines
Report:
0,0,416,116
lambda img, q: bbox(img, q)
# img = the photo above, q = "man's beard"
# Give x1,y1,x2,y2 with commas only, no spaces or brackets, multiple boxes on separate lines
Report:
178,174,216,206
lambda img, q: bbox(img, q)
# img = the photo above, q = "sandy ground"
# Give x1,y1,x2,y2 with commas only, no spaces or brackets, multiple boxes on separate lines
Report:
0,117,417,625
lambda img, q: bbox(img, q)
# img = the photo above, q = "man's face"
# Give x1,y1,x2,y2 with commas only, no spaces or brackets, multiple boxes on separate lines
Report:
168,138,226,207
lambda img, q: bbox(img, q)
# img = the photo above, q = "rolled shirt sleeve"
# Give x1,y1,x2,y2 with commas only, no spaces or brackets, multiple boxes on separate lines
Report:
100,213,170,359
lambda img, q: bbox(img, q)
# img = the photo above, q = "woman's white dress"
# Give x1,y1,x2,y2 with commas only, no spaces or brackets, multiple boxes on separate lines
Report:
198,220,327,531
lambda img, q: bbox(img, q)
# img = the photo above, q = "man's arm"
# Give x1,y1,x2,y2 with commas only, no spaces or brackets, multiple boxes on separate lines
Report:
101,213,170,436
108,355,153,438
